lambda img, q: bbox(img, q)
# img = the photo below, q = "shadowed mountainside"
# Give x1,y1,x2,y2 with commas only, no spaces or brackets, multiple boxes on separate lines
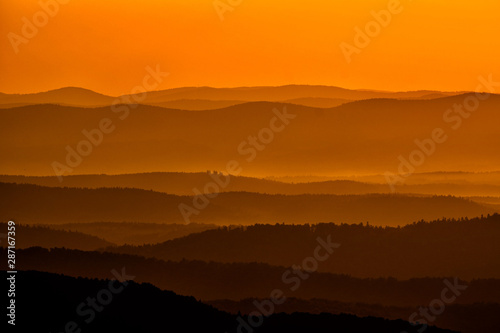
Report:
0,182,495,226
10,271,456,333
268,171,500,186
105,214,500,279
5,247,500,306
207,298,499,333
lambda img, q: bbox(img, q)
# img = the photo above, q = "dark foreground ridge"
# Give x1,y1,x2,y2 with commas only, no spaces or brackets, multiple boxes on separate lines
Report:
9,270,457,333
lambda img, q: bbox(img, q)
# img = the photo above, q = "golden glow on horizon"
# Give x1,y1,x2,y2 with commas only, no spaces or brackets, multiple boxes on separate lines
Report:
1,0,499,95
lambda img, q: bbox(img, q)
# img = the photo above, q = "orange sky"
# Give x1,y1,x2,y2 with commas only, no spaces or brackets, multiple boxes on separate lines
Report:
1,0,499,95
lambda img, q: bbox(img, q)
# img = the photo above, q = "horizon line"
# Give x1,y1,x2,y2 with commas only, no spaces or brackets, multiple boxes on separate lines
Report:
0,84,468,97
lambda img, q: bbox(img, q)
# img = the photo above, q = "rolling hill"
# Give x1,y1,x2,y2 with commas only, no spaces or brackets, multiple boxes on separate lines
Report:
0,85,460,108
105,214,500,279
45,222,218,246
1,95,499,176
0,87,115,107
207,298,499,333
6,247,500,305
1,172,500,197
0,222,113,250
0,182,494,226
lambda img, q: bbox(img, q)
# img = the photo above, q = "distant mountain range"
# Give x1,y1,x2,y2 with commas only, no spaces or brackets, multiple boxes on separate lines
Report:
1,95,500,176
0,85,463,109
2,172,500,197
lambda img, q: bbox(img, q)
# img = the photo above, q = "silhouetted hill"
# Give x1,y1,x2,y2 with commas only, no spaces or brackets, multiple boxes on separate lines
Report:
106,214,500,279
0,182,494,226
207,298,500,333
47,222,218,245
0,87,115,106
2,95,499,176
10,271,455,333
2,172,500,197
0,222,113,250
5,247,500,305
11,270,233,333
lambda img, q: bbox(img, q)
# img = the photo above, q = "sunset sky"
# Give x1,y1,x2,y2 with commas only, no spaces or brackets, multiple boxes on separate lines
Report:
1,0,499,95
